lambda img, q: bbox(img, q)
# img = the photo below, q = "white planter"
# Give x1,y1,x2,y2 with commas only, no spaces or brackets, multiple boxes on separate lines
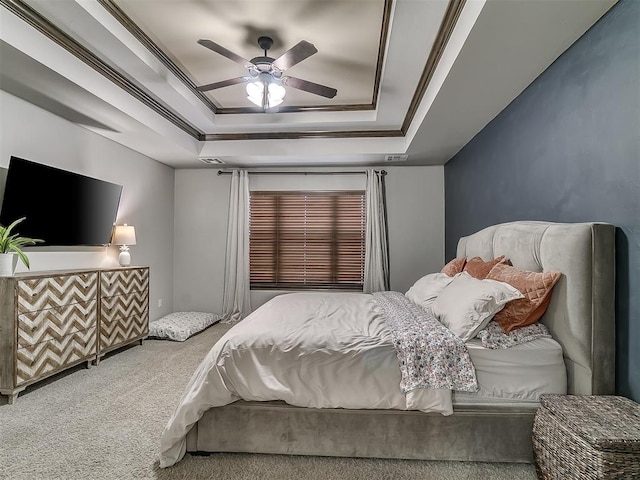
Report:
0,253,17,276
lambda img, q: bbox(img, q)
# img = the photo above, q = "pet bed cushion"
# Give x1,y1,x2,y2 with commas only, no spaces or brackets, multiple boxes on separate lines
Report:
149,312,221,342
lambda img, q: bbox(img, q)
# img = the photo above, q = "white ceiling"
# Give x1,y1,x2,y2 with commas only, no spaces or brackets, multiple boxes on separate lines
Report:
0,0,617,168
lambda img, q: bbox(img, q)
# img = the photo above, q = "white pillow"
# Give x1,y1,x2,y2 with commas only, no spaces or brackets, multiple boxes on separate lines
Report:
405,273,455,309
431,272,524,342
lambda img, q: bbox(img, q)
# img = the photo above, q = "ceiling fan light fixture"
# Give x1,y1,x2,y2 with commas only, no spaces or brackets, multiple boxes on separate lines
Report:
268,96,284,108
268,81,286,108
246,77,286,110
246,80,264,107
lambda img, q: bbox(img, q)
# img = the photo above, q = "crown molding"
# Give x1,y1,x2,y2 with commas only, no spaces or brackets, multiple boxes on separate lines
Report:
202,129,403,142
0,0,203,139
401,0,466,134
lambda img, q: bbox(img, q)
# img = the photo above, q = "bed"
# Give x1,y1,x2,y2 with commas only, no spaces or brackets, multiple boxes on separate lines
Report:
160,221,615,467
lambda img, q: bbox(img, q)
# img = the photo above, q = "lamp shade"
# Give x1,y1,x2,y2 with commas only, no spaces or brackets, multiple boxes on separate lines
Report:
268,82,285,107
246,77,286,109
246,80,264,107
112,224,136,246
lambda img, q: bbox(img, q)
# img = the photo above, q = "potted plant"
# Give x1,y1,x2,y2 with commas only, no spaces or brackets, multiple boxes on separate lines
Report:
0,217,43,276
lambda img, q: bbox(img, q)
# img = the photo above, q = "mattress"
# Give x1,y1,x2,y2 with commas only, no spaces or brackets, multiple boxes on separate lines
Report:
453,337,567,405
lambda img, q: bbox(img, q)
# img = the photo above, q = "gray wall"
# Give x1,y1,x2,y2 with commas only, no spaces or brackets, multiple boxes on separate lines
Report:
444,0,639,401
0,90,175,321
173,166,445,313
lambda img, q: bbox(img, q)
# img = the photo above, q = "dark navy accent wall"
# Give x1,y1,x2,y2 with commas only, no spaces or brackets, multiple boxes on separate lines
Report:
444,0,640,401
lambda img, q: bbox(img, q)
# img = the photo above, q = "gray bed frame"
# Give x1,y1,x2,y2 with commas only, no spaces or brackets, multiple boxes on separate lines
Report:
186,221,615,463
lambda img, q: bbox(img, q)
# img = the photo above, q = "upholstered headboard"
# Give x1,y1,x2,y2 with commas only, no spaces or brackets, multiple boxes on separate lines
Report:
457,221,615,396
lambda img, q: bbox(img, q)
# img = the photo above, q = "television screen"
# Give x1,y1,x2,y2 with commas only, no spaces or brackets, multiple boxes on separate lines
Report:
0,157,123,246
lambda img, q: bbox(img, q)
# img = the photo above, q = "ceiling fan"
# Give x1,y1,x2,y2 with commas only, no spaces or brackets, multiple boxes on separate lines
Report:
196,36,337,110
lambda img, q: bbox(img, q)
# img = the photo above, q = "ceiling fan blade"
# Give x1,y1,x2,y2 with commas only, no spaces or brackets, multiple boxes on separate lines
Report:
196,76,247,92
272,40,318,71
284,76,337,99
197,39,253,69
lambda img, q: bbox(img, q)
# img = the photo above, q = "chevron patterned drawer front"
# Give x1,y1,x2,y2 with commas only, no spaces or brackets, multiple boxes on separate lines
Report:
100,292,149,348
100,291,148,319
100,314,148,351
16,327,97,385
101,269,149,297
98,268,150,353
17,273,98,313
17,300,97,349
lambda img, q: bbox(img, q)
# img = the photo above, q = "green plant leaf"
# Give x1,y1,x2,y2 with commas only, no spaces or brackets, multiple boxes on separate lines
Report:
3,217,25,237
0,217,42,268
12,238,43,248
14,248,30,269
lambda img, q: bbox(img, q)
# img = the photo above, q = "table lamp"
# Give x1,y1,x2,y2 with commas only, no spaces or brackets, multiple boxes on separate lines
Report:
112,224,137,266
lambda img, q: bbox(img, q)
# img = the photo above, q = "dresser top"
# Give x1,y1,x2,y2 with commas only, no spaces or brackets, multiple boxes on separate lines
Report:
0,266,148,280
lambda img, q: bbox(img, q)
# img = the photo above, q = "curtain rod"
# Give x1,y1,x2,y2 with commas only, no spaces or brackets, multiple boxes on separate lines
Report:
217,170,387,176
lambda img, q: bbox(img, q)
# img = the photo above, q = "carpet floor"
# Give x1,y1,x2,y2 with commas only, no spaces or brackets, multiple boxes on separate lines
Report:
0,323,537,480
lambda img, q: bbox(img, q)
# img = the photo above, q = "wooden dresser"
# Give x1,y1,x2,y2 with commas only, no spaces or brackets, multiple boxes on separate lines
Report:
0,266,149,404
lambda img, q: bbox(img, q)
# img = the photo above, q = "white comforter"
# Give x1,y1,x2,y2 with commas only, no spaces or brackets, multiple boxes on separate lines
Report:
159,292,452,467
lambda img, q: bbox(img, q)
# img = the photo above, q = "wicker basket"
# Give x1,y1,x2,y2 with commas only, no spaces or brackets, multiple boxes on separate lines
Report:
533,395,640,479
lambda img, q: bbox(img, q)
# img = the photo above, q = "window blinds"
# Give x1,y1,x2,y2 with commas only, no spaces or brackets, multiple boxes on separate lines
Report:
249,191,366,289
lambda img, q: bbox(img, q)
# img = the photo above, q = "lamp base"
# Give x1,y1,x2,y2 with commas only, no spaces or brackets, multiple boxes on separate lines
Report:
118,250,131,267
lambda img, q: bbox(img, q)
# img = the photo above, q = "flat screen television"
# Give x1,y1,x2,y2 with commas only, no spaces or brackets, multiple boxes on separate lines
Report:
0,156,123,246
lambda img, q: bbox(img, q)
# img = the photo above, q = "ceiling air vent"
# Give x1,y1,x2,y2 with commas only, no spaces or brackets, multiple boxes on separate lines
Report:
384,154,408,162
200,158,225,165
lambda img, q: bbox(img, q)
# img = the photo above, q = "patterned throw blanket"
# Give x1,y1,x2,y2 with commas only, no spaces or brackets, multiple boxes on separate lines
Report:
477,320,551,349
373,291,478,393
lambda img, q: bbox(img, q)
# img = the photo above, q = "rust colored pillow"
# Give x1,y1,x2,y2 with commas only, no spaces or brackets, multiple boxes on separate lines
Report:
463,255,508,280
441,257,466,277
486,263,562,333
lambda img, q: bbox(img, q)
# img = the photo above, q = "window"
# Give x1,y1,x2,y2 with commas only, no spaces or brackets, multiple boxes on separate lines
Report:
249,191,366,290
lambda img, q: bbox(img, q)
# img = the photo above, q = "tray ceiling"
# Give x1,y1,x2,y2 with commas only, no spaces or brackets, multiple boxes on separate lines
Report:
0,0,617,167
112,0,387,111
